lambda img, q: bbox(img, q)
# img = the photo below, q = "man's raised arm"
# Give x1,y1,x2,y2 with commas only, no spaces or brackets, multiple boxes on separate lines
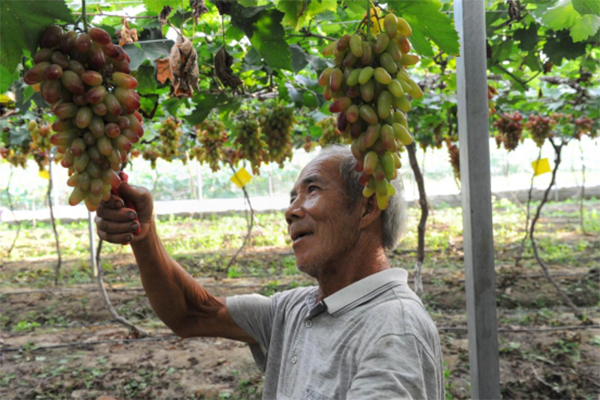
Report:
95,183,255,343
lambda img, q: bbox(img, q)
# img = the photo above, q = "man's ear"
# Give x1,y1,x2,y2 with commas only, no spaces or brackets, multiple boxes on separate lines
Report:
359,195,382,230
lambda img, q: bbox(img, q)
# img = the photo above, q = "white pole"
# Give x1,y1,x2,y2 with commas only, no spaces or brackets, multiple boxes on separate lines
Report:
455,0,501,398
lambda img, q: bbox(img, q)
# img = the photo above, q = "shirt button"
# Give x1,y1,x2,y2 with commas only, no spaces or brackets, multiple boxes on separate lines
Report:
306,320,313,328
291,356,298,364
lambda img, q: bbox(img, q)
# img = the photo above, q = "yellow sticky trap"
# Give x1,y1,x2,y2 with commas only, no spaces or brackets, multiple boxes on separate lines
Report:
531,158,551,176
0,94,13,104
230,167,252,188
39,169,50,180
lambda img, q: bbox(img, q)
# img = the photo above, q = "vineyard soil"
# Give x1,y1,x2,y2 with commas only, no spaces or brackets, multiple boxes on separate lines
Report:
1,200,599,400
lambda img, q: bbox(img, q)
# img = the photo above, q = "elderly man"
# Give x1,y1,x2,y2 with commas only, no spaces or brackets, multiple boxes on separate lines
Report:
95,145,443,400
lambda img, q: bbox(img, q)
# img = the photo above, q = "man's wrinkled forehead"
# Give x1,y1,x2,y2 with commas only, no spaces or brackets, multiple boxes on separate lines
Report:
290,157,339,198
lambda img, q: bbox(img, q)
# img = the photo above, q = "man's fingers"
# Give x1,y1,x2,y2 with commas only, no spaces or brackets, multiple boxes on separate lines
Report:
96,206,137,222
101,195,125,210
97,228,134,245
96,218,140,235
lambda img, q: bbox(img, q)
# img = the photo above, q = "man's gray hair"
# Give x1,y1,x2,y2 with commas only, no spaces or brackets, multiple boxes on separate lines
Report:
317,145,407,251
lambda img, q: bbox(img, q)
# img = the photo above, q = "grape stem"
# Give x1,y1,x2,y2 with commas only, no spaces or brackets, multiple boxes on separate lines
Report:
81,0,88,32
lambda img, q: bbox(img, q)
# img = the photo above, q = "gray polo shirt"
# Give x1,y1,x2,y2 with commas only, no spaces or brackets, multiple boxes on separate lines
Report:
226,268,444,400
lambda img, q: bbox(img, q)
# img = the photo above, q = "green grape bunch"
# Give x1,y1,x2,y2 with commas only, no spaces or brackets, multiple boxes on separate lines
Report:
193,119,228,172
317,117,343,147
142,145,162,169
159,117,183,159
259,105,296,167
24,25,144,211
319,11,422,210
525,115,556,147
28,120,52,171
234,110,266,174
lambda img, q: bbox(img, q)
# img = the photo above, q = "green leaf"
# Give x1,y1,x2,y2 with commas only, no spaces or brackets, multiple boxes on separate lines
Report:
0,0,73,76
231,7,292,71
513,23,539,51
344,0,367,17
541,0,581,31
186,92,217,125
277,0,337,30
143,0,182,14
572,0,600,15
0,64,18,94
162,97,186,116
123,40,175,71
238,0,271,7
289,45,308,73
408,26,435,58
392,0,460,56
543,29,587,64
136,62,158,94
571,13,600,41
524,52,542,72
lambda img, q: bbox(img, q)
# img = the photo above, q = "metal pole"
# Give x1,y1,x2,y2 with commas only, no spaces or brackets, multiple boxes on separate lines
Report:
88,210,97,277
454,0,501,399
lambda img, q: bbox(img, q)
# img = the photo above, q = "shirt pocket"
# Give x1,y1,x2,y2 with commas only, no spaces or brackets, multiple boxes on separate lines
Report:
303,388,333,400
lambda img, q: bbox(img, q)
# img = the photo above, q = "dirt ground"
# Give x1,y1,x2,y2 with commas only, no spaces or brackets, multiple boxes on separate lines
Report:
1,201,599,399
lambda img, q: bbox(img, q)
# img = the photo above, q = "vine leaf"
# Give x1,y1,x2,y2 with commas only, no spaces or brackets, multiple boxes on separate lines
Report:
123,40,174,71
572,0,600,16
277,0,337,30
143,0,182,14
0,0,73,88
570,14,600,42
389,0,460,57
231,6,292,71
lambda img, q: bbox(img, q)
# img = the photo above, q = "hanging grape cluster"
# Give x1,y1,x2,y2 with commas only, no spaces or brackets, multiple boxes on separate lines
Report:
525,115,556,147
259,105,296,167
28,120,52,171
191,119,228,172
446,142,460,180
2,147,29,169
24,25,143,211
158,117,183,159
317,117,343,147
318,11,422,210
234,111,266,174
574,116,595,140
142,146,161,169
487,85,498,116
493,112,523,152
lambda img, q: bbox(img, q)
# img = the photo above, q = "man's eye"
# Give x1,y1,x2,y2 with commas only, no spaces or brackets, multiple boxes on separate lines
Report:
308,185,319,193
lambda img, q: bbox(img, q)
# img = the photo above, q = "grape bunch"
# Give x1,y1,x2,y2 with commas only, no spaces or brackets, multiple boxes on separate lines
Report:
487,85,497,116
318,12,421,210
193,119,228,172
317,117,343,147
259,105,296,167
3,147,29,169
525,115,556,147
159,117,182,159
234,111,266,174
574,116,595,139
446,142,460,180
24,25,143,211
28,120,52,171
142,145,162,169
493,112,523,152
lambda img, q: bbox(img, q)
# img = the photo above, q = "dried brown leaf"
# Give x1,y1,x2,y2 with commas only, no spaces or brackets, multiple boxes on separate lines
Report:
190,0,209,22
169,35,200,98
156,57,173,84
215,46,242,91
158,5,173,25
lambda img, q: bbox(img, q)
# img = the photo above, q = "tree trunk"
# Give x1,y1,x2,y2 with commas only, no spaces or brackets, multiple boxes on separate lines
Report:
529,139,590,323
48,160,62,286
406,143,428,298
95,239,149,337
5,167,21,257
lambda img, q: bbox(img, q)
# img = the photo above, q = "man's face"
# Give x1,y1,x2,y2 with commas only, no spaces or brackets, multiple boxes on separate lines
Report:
285,156,362,278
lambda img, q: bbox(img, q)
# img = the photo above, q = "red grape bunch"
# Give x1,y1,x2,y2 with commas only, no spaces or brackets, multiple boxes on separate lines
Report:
159,117,183,159
24,25,144,211
192,119,228,172
574,116,595,139
493,112,523,152
258,105,296,167
234,111,266,174
318,11,421,209
525,115,556,147
317,117,343,147
446,142,460,180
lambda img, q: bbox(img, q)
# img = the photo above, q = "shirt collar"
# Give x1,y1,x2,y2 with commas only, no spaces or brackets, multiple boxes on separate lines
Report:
322,268,408,317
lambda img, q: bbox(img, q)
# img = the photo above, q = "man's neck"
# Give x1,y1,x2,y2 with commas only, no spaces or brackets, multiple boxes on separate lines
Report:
315,240,390,302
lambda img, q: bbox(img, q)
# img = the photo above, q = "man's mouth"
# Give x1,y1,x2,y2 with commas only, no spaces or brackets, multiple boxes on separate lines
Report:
291,230,313,243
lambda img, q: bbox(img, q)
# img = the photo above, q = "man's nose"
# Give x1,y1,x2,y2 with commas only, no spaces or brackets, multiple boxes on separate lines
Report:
285,197,305,226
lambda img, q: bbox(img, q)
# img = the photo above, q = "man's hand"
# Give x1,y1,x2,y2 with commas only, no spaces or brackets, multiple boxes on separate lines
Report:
95,183,153,244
